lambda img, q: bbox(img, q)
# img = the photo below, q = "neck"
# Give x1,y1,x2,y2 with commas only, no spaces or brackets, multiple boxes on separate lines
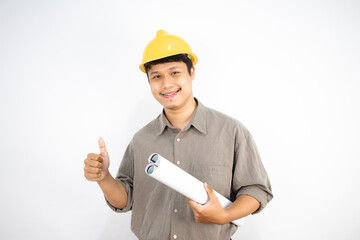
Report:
164,98,197,131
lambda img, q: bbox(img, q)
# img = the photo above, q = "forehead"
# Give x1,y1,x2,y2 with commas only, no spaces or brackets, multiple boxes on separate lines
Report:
147,61,187,74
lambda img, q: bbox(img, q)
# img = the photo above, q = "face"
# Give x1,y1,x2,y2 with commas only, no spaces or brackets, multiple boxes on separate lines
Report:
147,61,195,112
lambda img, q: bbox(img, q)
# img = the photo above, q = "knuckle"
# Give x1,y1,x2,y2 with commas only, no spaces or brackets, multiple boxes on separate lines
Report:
88,153,100,160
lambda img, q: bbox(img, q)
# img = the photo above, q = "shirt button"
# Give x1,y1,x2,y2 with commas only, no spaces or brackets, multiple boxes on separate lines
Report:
176,138,180,142
176,161,180,165
173,235,177,239
174,208,178,213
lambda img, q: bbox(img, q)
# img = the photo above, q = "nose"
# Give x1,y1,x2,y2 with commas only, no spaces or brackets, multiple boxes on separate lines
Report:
162,74,174,88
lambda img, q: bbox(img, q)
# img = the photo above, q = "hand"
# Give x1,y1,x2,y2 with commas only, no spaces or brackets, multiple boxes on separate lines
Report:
187,182,229,225
84,137,110,182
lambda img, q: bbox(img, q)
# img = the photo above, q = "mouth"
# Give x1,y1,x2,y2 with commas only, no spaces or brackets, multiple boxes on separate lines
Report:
161,88,181,99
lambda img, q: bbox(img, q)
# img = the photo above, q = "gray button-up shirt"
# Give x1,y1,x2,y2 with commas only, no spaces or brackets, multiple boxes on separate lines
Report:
107,99,273,240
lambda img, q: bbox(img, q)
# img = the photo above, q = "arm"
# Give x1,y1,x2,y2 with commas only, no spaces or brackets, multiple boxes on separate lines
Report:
187,182,259,225
97,170,128,209
84,137,128,209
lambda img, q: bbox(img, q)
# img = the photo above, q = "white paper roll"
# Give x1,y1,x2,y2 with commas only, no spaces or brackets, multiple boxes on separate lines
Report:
145,153,245,227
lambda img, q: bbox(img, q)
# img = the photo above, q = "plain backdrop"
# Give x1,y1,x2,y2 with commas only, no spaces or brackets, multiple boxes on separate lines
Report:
1,0,359,239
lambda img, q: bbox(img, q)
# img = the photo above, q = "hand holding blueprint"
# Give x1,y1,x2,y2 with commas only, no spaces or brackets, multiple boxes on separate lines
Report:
145,153,245,227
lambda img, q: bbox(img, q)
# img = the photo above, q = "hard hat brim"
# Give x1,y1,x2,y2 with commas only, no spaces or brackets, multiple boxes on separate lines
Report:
139,53,198,73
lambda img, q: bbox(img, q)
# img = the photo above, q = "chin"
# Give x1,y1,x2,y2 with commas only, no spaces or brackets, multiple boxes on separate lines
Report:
163,102,179,110
156,97,178,109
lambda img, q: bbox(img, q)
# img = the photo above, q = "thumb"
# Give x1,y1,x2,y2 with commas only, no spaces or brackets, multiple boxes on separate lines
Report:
204,182,215,200
98,137,108,157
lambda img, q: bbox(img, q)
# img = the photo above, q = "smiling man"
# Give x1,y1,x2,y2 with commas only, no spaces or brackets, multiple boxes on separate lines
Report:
84,30,273,240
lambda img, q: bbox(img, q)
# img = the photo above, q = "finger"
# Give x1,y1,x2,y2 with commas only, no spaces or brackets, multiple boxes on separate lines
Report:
84,166,102,174
98,137,108,157
84,158,103,168
84,172,101,181
187,199,195,208
87,153,103,162
187,199,202,211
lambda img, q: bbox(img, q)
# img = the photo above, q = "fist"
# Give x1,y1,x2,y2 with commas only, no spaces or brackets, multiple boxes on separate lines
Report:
84,137,110,182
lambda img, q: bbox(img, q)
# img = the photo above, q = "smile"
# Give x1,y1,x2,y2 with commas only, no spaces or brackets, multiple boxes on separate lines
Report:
161,89,181,99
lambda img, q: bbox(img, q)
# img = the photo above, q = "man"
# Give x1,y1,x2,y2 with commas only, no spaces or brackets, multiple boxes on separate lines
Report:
84,30,273,240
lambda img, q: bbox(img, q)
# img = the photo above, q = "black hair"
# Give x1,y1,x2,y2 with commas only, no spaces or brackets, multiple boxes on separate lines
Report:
144,54,193,76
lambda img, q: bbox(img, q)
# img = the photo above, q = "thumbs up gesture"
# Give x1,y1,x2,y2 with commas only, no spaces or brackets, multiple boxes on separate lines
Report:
84,137,110,182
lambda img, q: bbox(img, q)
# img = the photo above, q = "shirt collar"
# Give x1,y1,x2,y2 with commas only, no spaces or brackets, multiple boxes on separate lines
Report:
157,98,207,135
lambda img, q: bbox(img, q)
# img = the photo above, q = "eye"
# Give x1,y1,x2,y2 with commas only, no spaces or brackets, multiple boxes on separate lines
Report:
152,75,160,80
171,71,179,76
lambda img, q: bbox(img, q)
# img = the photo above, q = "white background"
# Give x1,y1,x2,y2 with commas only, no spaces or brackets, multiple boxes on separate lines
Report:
1,0,359,239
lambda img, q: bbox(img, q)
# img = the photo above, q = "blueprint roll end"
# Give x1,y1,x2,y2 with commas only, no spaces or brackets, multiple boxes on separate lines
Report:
148,153,159,164
145,164,157,175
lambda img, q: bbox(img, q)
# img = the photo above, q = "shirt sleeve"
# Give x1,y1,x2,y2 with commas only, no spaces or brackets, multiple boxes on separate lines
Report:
106,139,134,213
232,126,273,214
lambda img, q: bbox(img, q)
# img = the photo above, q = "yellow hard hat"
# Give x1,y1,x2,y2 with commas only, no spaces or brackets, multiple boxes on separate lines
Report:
139,30,198,73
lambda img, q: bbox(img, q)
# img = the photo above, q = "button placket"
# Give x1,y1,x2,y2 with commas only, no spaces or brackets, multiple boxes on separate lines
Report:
175,131,182,144
171,200,182,240
173,133,182,165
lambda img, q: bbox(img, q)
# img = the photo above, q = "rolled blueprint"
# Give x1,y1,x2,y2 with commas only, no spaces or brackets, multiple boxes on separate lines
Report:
145,153,245,227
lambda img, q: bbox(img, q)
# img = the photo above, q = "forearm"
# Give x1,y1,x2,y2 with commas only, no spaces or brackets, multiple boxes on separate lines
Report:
223,195,260,223
97,170,128,209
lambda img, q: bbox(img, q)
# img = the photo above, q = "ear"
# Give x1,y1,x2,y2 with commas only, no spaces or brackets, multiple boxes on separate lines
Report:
190,66,195,81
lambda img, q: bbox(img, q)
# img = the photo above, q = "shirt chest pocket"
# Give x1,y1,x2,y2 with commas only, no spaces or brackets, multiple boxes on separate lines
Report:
189,164,233,199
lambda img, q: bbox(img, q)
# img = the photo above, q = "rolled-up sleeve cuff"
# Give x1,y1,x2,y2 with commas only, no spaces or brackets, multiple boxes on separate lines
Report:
236,185,270,214
105,181,133,213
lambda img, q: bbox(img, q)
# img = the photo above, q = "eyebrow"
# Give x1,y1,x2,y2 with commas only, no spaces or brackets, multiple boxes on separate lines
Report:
149,66,182,76
149,71,159,76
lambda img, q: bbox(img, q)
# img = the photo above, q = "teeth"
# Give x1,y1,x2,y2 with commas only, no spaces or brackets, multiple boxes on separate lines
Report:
163,89,179,96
